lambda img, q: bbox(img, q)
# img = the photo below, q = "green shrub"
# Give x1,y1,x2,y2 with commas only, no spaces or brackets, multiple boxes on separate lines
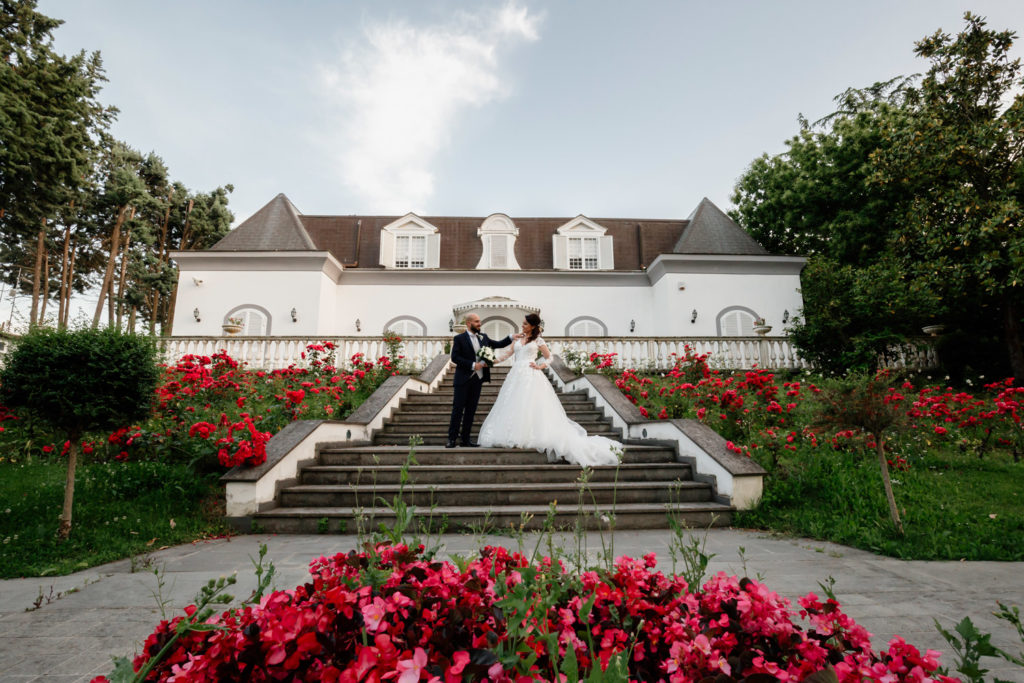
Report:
0,327,159,538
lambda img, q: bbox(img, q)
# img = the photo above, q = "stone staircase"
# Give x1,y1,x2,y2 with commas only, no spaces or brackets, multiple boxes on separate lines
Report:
251,365,734,532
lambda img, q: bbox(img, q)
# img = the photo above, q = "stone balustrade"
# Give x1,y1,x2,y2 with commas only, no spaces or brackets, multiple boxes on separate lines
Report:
158,334,938,372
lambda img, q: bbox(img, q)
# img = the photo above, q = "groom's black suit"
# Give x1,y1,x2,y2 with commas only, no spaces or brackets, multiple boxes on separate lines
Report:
448,330,513,445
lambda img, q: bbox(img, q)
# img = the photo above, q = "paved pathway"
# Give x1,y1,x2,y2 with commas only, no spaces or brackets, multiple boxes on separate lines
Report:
1,529,1022,682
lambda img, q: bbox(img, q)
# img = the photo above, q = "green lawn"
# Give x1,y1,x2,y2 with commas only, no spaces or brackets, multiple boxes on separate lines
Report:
0,459,229,578
736,446,1024,561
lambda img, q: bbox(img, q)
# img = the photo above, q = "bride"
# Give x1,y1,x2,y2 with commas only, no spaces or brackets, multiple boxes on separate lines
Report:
478,313,622,466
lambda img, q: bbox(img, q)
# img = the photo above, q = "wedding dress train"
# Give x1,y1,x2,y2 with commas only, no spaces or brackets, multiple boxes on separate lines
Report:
477,337,622,466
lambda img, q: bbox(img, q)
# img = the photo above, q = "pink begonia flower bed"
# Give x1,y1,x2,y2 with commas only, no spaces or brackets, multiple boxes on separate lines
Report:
92,543,955,682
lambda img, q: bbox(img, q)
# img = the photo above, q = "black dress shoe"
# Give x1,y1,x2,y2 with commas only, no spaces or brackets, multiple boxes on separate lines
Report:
445,440,457,448
461,440,479,448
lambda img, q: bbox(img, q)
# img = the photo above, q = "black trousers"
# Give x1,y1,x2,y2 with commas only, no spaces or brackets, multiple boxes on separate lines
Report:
448,374,483,443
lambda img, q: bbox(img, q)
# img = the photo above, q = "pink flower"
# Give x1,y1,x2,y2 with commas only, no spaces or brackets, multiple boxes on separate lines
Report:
395,647,428,683
361,596,387,632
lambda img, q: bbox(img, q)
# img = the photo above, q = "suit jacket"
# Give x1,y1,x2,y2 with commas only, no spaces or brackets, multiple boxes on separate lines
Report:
450,331,513,386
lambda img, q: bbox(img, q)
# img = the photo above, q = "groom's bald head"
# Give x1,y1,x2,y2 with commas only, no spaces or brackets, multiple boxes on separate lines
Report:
465,314,481,333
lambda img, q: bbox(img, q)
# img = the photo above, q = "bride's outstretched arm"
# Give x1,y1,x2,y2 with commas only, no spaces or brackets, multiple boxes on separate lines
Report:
494,344,516,363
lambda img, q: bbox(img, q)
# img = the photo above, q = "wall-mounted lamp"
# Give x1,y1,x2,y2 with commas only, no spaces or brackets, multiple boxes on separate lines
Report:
782,310,790,324
355,318,361,332
449,318,455,333
290,307,298,323
192,277,203,286
193,308,201,322
691,309,698,323
629,319,636,333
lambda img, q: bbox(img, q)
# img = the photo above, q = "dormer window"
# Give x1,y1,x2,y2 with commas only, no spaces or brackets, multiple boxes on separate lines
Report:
475,214,521,270
395,235,426,268
553,216,613,271
379,214,441,269
568,236,599,270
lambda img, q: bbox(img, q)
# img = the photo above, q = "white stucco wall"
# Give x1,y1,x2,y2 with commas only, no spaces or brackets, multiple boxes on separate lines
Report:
170,251,806,339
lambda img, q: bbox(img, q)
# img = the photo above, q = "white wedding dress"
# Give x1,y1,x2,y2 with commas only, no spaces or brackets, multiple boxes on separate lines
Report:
478,337,622,466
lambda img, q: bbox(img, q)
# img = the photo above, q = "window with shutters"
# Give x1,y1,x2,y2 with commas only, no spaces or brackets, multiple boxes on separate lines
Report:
566,316,607,336
717,308,757,336
395,235,427,268
384,316,426,336
553,216,613,270
225,305,271,335
379,214,441,269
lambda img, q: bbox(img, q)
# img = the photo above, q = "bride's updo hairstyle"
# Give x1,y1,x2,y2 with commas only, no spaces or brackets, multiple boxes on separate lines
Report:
525,313,542,343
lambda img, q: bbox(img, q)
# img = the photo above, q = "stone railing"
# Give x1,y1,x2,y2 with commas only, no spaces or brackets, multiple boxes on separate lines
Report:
159,335,937,372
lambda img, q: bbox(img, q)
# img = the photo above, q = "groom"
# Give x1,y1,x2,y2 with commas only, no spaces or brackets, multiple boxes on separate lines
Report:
447,313,514,448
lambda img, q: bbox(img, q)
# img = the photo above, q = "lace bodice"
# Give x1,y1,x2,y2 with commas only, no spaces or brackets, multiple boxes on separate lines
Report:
512,336,545,363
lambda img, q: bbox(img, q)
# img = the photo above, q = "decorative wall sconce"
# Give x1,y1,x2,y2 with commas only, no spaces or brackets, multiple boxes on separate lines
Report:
193,308,201,322
691,309,698,323
782,310,790,324
290,308,298,322
449,318,455,332
629,319,636,333
355,319,361,332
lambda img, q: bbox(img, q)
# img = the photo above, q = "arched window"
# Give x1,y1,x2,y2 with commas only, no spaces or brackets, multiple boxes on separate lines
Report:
384,315,426,336
226,305,271,336
565,316,607,336
481,316,516,340
716,307,758,336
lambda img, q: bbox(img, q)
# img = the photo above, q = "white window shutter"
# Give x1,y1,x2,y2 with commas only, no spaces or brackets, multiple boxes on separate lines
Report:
426,233,440,268
552,234,567,269
490,235,507,268
599,235,614,270
380,230,396,268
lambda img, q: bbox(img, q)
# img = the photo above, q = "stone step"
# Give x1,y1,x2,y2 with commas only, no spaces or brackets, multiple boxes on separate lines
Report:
401,394,593,407
251,502,734,533
316,445,676,466
373,433,623,446
386,411,609,425
280,480,711,507
301,462,694,485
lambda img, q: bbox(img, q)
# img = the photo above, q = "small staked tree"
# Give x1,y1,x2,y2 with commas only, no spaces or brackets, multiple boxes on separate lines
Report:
814,372,909,535
0,327,159,539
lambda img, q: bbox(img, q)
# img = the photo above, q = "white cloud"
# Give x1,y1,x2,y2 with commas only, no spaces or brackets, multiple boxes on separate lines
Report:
319,2,542,212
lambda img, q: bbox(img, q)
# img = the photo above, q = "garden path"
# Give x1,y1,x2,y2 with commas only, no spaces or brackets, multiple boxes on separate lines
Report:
0,529,1021,682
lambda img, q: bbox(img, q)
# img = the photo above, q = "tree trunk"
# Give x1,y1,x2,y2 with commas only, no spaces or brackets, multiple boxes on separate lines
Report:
150,198,173,335
63,245,77,328
115,226,133,331
875,435,904,535
30,220,45,325
163,200,194,336
58,436,80,540
39,251,49,322
57,222,71,329
1004,294,1024,380
92,205,130,328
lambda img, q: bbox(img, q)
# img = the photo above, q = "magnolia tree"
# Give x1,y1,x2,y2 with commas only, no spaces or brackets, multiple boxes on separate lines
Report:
0,327,159,538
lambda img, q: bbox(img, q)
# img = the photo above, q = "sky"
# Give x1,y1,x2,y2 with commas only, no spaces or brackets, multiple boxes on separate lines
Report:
37,0,1024,227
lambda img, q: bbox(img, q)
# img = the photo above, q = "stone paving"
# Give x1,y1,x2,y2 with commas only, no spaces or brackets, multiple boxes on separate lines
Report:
1,529,1022,682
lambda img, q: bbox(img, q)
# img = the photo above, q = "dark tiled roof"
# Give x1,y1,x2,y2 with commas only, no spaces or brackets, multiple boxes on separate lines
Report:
211,194,317,251
672,197,768,255
214,195,768,269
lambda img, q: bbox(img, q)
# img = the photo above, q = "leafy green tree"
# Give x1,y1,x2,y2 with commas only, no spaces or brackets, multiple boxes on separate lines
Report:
0,0,114,324
871,13,1024,378
0,327,159,539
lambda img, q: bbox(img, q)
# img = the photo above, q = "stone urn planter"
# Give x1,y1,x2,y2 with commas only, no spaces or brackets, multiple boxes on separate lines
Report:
222,323,243,335
753,324,772,336
921,324,945,337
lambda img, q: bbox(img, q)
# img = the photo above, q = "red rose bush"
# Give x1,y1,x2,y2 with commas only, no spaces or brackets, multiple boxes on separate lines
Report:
93,543,954,682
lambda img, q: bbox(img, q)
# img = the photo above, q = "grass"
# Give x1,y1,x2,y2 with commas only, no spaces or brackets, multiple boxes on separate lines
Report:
736,444,1024,561
0,458,229,578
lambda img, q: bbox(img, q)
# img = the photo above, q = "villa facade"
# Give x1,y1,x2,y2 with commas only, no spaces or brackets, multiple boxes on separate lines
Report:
169,194,806,341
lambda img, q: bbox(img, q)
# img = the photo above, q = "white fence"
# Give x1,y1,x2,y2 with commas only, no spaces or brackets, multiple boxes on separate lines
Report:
158,335,938,372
